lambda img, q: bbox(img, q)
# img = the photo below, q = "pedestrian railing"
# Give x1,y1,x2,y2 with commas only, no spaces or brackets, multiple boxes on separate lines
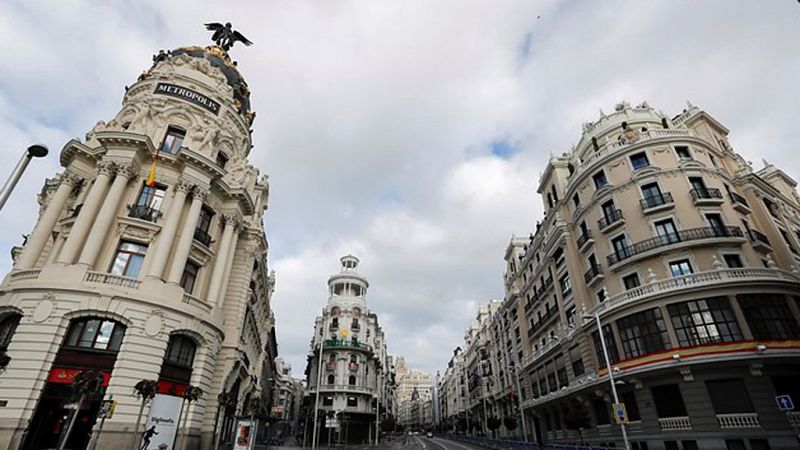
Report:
447,435,625,450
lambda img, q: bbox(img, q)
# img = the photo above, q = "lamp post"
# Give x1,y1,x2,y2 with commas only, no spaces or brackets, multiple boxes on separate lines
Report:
0,144,48,211
311,314,330,450
511,362,528,442
594,312,630,450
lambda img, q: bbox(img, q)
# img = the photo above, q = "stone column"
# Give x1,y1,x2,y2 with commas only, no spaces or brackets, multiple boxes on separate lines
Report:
148,181,192,279
16,173,82,269
166,188,208,283
57,161,115,264
206,214,239,306
78,164,136,267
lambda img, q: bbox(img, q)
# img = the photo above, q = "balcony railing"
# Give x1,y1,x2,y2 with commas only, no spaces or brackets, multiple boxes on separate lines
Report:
324,339,372,353
349,363,359,371
84,271,141,289
607,226,742,266
748,229,771,247
658,416,692,431
597,209,624,231
584,265,602,284
182,292,212,314
9,269,41,282
640,192,673,211
788,411,800,427
576,231,592,249
193,227,212,246
128,204,161,222
730,191,750,208
592,267,800,316
717,413,761,429
690,187,723,202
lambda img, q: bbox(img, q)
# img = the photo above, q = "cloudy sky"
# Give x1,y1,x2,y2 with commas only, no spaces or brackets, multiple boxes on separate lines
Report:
1,1,799,378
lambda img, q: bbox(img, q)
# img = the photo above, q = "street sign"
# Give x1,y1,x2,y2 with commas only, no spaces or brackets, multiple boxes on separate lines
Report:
612,403,628,424
776,395,795,411
98,399,116,419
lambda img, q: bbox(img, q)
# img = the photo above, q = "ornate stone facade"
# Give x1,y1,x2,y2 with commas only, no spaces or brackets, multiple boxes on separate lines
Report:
0,42,274,450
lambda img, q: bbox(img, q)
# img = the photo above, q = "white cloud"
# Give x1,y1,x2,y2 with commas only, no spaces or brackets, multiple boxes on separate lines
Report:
1,0,799,378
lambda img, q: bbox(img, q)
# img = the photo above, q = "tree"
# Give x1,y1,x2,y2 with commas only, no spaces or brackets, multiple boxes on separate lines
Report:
175,385,204,450
487,416,502,438
503,416,518,432
57,370,105,450
131,379,159,450
562,399,591,444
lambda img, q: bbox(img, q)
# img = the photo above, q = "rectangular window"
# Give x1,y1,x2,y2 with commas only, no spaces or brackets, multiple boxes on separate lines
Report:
592,324,618,367
593,171,608,189
725,441,746,450
706,379,754,414
612,235,631,261
559,275,572,297
215,151,229,169
738,294,800,339
557,367,568,388
723,254,743,268
651,384,687,417
596,289,607,303
180,260,200,294
617,308,671,358
749,440,771,450
675,146,691,160
669,259,693,277
621,391,641,421
110,241,148,278
323,396,333,406
668,297,742,347
623,273,641,290
689,176,707,193
655,218,680,245
779,229,798,254
641,182,664,206
161,126,186,154
131,183,166,222
630,152,650,170
570,345,584,376
593,398,611,425
572,193,580,208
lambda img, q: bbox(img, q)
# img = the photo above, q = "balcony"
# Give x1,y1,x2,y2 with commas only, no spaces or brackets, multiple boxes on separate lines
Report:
597,209,624,233
325,362,336,371
576,231,593,252
658,416,692,431
84,271,141,290
640,192,674,214
128,204,161,223
323,339,373,354
607,225,743,266
788,412,800,427
329,322,339,330
349,363,359,371
314,384,374,396
193,227,212,246
730,192,751,214
584,265,603,286
591,267,800,317
717,413,761,429
748,229,772,253
690,187,724,205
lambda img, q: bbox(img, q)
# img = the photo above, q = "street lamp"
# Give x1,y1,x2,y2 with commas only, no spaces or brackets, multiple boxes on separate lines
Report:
510,361,528,442
593,312,630,450
0,144,49,211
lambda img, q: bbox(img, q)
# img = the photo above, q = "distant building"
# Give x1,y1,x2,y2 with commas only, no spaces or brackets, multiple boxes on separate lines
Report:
304,256,393,444
396,356,434,428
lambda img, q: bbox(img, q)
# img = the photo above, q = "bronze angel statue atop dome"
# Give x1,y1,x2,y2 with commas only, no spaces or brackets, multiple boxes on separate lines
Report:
205,22,253,51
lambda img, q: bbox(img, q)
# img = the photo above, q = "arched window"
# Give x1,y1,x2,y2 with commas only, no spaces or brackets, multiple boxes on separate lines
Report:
349,375,356,386
352,307,361,317
329,353,336,363
63,318,126,352
0,314,21,352
327,374,335,385
165,335,197,368
350,354,357,364
330,306,340,316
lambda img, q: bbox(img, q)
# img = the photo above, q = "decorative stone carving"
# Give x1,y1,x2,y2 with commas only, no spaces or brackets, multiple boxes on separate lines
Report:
115,162,139,180
176,180,195,194
196,121,221,153
144,310,164,337
222,157,256,188
32,293,55,323
192,186,209,202
96,161,116,177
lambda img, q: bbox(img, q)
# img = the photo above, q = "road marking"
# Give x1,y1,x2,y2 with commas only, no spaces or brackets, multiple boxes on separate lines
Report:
421,436,449,450
434,438,482,450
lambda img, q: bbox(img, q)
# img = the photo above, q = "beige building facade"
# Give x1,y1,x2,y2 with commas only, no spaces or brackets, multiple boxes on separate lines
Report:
0,41,276,450
395,357,434,428
501,101,800,450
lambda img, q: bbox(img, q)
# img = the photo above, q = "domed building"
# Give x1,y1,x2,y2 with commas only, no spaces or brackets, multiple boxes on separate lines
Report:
0,37,276,449
304,256,394,445
502,101,800,450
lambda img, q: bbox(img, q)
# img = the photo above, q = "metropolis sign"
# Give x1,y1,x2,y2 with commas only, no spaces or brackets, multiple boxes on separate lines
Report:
154,83,221,115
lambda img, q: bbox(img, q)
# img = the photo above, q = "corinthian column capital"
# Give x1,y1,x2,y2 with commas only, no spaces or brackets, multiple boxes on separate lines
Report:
95,160,116,177
222,213,244,231
176,180,195,194
115,162,139,180
60,172,84,189
192,186,210,202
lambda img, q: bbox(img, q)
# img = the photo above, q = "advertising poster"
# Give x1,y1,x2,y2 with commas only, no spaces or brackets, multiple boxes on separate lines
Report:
233,419,255,450
141,394,182,450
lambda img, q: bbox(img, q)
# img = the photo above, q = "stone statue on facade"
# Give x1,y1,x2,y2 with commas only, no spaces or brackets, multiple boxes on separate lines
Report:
204,22,253,51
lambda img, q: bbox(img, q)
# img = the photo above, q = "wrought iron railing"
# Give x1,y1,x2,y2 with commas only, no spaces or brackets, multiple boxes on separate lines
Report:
597,209,624,230
193,227,212,246
748,229,770,246
128,204,160,222
607,226,742,265
584,265,602,284
576,231,592,248
729,191,749,207
690,187,722,201
640,192,673,210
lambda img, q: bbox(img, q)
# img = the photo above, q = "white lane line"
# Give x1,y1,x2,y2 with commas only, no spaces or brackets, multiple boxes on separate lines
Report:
421,437,449,450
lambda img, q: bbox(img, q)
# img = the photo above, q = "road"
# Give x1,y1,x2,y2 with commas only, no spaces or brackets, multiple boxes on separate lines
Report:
266,435,486,450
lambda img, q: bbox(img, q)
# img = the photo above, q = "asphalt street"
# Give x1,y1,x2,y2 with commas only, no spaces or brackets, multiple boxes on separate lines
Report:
264,436,486,450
